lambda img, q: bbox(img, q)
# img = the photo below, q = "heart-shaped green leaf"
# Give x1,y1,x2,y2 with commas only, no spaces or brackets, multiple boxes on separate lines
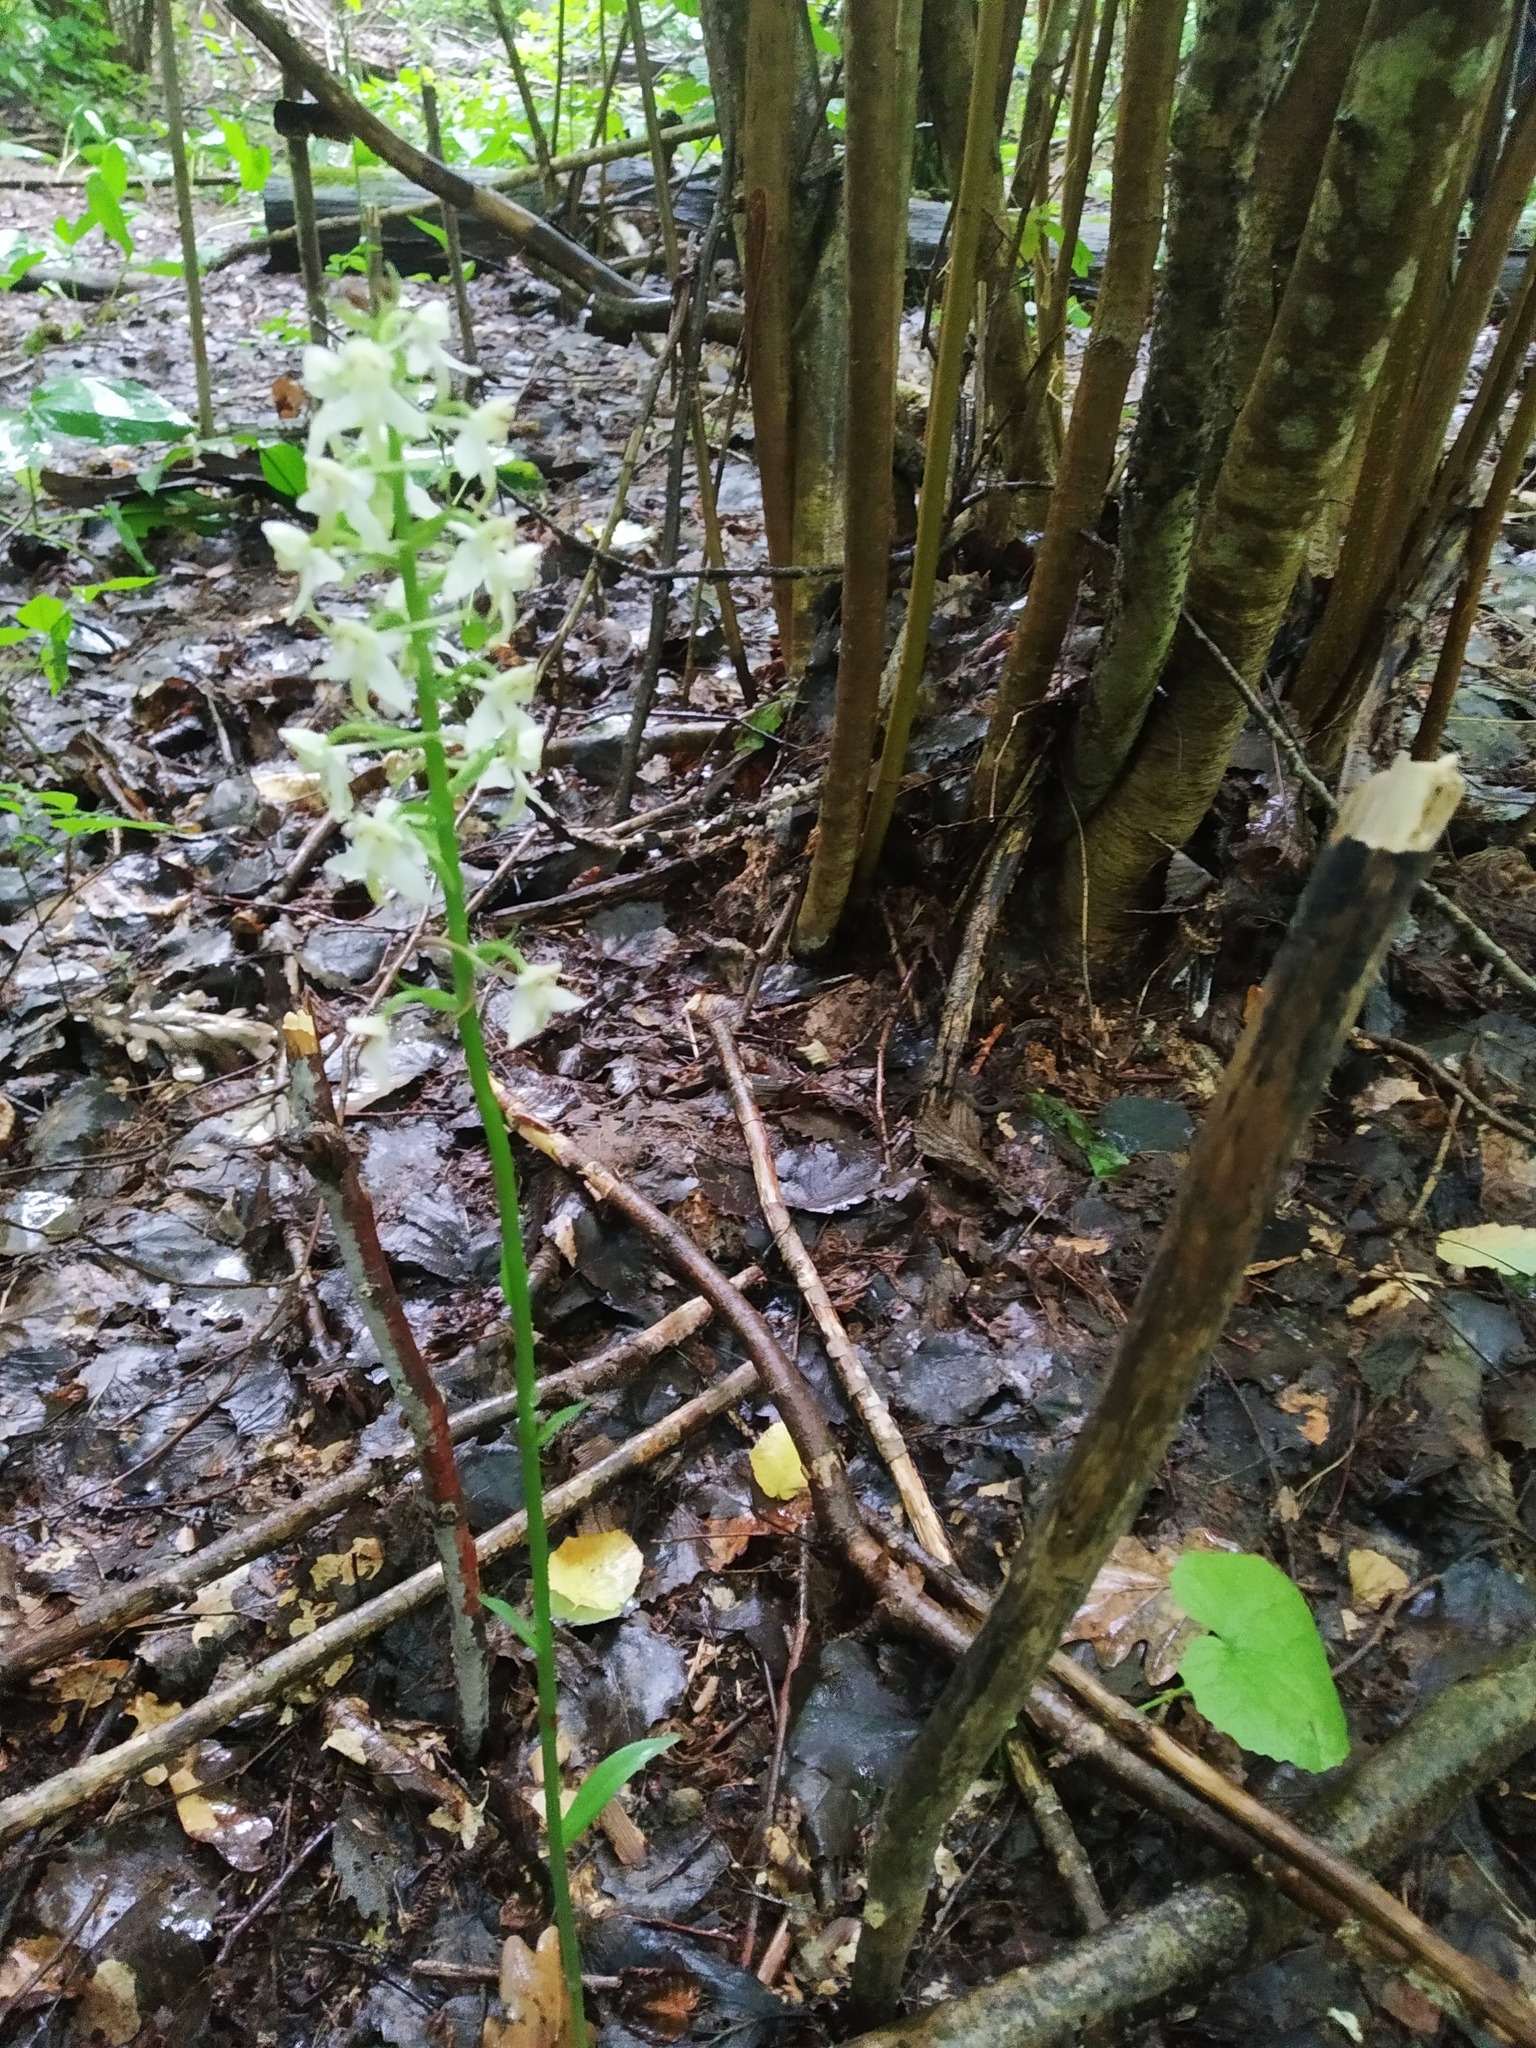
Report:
1172,1550,1348,1772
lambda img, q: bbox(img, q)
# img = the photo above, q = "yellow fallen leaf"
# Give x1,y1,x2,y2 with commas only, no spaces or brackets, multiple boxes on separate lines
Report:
547,1530,643,1624
750,1420,808,1501
78,1960,140,2046
312,1535,384,1593
1347,1548,1411,1612
42,1658,130,1711
488,1925,572,2048
1277,1383,1330,1447
124,1691,183,1734
322,1724,371,1766
1436,1222,1536,1278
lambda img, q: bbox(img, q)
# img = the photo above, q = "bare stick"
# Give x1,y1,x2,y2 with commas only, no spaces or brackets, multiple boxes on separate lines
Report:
487,0,559,208
1005,1732,1108,1933
700,997,954,1562
0,1265,757,1688
281,64,329,342
0,1365,758,1846
851,756,1467,2017
624,0,681,278
154,0,214,434
284,1009,489,1759
421,77,478,371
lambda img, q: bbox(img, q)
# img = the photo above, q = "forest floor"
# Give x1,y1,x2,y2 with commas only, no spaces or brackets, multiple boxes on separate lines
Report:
3,179,1536,2048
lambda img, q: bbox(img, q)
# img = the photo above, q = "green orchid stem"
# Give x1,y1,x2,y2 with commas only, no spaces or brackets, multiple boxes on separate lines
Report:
389,441,588,2048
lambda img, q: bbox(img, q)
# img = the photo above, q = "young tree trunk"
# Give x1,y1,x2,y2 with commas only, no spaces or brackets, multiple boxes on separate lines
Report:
1063,0,1291,827
794,0,923,951
972,0,1189,825
919,0,1056,502
1049,0,1510,958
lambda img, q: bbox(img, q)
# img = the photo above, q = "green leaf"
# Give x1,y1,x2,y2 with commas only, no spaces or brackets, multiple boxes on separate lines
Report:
75,575,154,600
536,1400,588,1450
385,983,462,1014
215,116,272,193
28,373,192,446
259,440,308,497
1171,1551,1349,1772
408,213,450,250
481,1590,537,1649
15,593,69,633
1027,1092,1129,1180
563,1735,679,1844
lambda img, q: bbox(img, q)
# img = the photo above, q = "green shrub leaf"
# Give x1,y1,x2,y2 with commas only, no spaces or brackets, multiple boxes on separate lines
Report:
29,373,192,447
1171,1550,1348,1772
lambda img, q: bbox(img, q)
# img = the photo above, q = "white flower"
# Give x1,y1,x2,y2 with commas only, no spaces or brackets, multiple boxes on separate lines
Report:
502,961,583,1048
390,298,466,393
441,518,542,642
463,664,538,750
280,725,359,819
327,797,436,904
303,337,428,454
263,520,346,619
315,619,414,718
450,398,517,492
298,453,393,554
345,1012,396,1089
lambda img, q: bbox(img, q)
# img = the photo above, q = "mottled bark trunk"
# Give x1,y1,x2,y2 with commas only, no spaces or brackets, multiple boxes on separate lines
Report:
1063,0,1291,826
972,0,1189,823
795,0,923,950
1054,0,1509,958
1287,66,1536,740
1225,0,1374,416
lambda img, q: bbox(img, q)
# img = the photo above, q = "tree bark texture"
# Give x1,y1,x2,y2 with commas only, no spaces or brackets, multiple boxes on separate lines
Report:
972,0,1188,824
1064,0,1291,826
851,757,1463,2020
795,0,923,949
1056,0,1508,955
1288,67,1536,738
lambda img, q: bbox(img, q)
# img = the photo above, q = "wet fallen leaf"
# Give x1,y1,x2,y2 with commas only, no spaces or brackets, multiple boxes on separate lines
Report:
1065,1532,1229,1685
77,1959,140,2046
311,1534,385,1593
1347,1279,1420,1318
750,1420,808,1500
1347,1548,1411,1612
1277,1382,1330,1446
0,1934,66,2001
124,1690,183,1733
271,372,305,420
174,1787,275,1870
486,1925,572,2048
547,1530,644,1625
1378,1977,1444,2036
1351,1076,1425,1116
613,1965,703,2042
1436,1222,1536,1278
0,1097,15,1156
42,1658,130,1711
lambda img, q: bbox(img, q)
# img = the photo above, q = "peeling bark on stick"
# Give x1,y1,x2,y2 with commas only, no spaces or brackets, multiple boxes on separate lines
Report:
851,758,1466,2018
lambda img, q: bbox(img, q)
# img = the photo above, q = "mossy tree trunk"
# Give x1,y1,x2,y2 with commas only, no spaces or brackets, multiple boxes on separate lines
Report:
1063,0,1292,827
971,0,1189,824
1048,0,1511,957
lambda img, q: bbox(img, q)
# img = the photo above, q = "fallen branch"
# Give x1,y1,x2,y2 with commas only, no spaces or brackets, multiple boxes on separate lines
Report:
284,1010,488,1756
853,1629,1536,2048
700,997,954,1562
1351,1028,1536,1148
1005,1733,1107,1933
852,756,1467,2016
0,1263,757,1689
0,1364,758,1845
491,1080,1536,2042
219,0,638,303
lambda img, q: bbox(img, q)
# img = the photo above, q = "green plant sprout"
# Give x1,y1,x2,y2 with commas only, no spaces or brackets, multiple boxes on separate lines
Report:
1170,1550,1349,1772
0,577,155,692
261,290,619,2043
